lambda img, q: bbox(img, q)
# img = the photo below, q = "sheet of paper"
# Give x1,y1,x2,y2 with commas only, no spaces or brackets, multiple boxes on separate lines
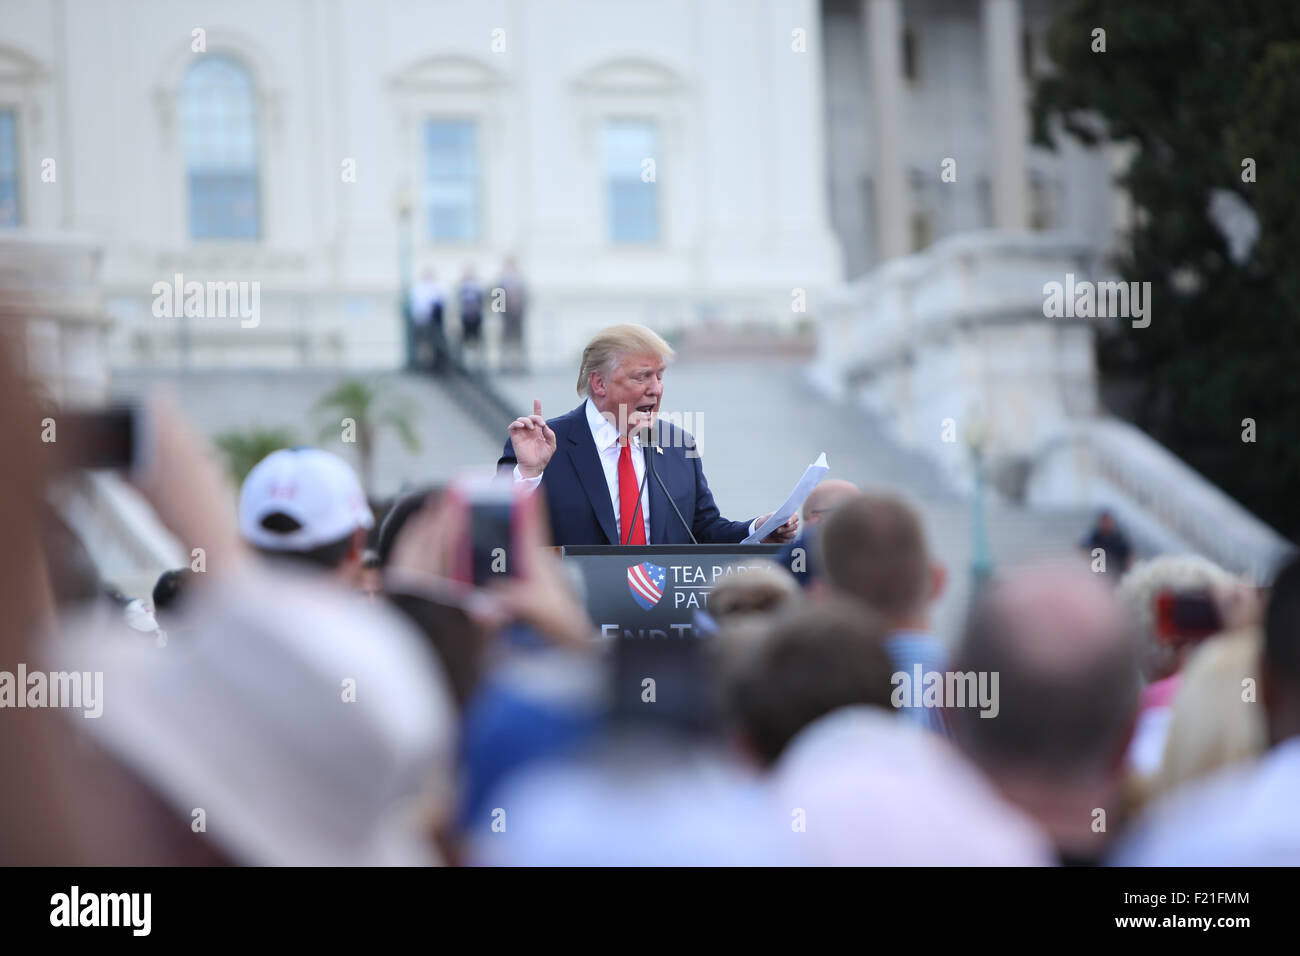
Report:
741,452,830,544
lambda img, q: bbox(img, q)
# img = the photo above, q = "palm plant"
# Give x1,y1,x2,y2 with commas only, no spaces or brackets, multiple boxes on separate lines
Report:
313,378,420,498
213,426,301,486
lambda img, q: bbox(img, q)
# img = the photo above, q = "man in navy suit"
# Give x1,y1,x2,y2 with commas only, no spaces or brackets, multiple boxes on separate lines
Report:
497,324,798,547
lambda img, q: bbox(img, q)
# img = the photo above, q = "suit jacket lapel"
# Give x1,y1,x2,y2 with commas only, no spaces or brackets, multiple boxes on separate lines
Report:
567,406,619,545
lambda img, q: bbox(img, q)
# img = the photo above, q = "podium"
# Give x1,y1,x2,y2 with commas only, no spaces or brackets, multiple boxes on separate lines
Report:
560,544,784,638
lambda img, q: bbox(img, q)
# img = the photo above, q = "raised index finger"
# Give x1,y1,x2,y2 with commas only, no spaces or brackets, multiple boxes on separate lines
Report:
533,398,543,418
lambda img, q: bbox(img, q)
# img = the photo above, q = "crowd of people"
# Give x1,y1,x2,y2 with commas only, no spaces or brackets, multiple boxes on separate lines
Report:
3,338,1297,867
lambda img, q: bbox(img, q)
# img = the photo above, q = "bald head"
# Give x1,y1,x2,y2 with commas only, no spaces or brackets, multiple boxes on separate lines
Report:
983,567,1132,676
956,564,1141,778
803,480,860,527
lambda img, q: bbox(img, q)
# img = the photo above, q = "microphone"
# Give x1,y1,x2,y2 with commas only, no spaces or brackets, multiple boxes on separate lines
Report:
645,420,698,545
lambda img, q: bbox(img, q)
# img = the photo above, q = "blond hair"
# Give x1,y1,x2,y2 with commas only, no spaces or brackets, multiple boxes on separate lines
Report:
576,325,675,398
1146,628,1267,805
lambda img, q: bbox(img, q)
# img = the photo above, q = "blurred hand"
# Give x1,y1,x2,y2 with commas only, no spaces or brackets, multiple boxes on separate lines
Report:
388,482,591,647
1214,578,1264,632
480,488,593,648
485,550,593,649
130,392,247,579
388,494,460,581
508,399,556,479
759,511,800,544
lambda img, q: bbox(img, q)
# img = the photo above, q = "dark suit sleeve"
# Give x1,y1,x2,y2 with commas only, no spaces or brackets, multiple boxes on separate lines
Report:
497,435,518,476
688,447,752,544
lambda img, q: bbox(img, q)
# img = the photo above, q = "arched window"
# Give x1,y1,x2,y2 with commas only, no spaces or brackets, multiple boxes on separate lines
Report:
181,55,260,239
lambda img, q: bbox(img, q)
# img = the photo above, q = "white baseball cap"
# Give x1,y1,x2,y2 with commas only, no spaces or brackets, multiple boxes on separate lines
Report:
53,566,457,866
239,448,374,551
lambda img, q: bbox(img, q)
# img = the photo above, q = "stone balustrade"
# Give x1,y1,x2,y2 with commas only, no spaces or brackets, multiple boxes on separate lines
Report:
809,229,1291,576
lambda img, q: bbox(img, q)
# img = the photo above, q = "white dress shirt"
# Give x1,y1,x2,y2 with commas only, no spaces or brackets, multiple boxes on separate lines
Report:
408,279,446,326
513,398,651,543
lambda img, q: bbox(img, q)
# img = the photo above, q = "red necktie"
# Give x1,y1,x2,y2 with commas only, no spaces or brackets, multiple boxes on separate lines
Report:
618,441,646,545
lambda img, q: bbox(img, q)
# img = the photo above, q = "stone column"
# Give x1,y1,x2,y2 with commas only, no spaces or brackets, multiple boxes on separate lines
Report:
982,0,1029,230
864,0,908,260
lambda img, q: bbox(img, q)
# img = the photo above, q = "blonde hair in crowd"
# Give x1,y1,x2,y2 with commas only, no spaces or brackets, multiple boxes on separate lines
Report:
576,325,676,398
1148,628,1268,805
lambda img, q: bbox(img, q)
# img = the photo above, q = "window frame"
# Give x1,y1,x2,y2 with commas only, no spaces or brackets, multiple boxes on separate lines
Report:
601,116,662,246
180,53,264,242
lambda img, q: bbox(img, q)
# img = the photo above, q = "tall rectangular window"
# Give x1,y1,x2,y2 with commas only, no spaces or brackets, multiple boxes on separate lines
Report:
0,110,20,228
603,120,658,243
425,120,479,242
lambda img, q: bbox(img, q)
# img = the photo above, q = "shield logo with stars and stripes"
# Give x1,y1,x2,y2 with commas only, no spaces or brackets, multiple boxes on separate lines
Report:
627,561,666,610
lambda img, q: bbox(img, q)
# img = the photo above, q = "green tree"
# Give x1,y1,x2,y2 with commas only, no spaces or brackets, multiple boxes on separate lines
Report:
213,427,300,487
1032,0,1300,541
313,378,420,498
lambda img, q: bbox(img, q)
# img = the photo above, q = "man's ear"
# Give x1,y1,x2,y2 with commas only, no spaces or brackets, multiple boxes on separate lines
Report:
929,562,947,603
589,371,604,397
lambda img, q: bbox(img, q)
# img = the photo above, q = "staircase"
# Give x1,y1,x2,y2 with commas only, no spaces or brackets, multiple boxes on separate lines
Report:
811,229,1291,583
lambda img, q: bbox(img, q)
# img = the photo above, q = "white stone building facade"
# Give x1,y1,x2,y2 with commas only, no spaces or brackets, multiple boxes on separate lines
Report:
0,0,843,369
0,0,1123,371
